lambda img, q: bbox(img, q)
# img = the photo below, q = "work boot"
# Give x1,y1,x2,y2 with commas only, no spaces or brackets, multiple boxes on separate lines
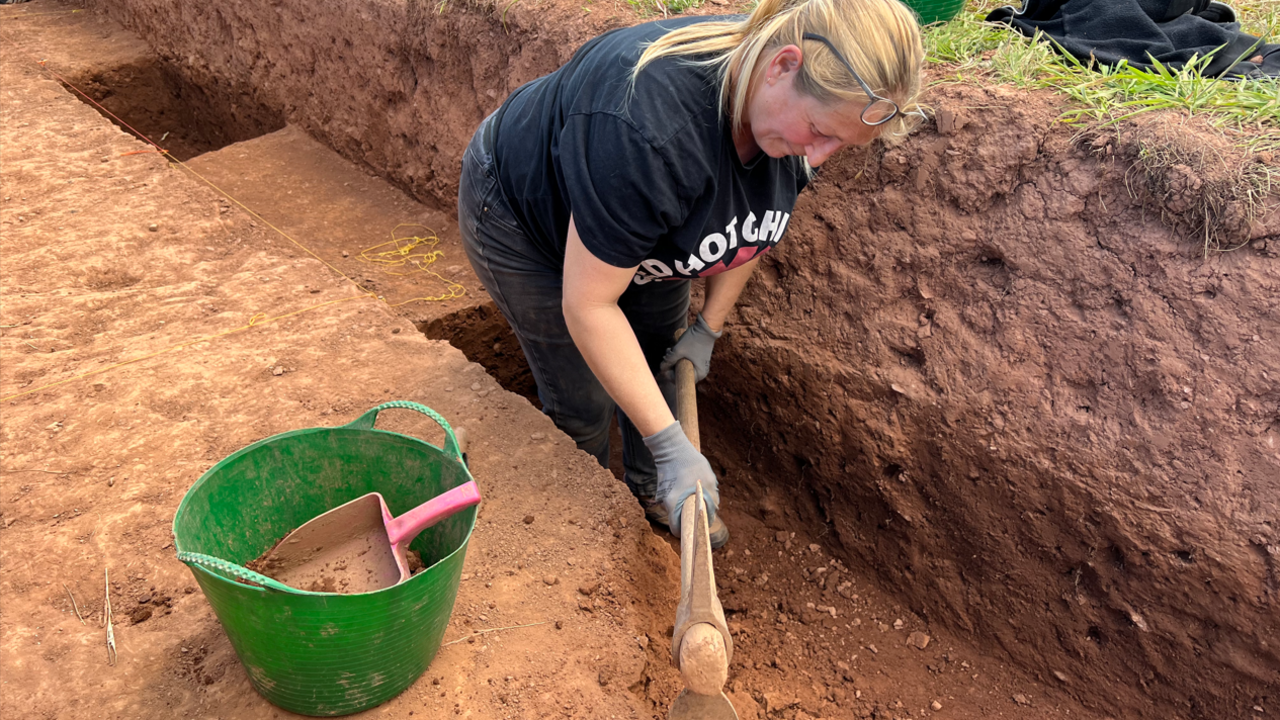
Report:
639,496,730,549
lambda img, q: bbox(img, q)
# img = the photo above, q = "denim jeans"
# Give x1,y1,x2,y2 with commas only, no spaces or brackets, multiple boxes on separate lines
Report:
457,113,689,499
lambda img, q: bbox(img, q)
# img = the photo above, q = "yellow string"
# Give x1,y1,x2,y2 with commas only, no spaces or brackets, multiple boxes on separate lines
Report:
0,295,370,403
171,161,466,305
357,224,467,305
3,56,468,403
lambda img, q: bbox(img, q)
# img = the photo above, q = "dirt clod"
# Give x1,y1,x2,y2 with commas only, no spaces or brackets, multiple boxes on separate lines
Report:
908,632,931,650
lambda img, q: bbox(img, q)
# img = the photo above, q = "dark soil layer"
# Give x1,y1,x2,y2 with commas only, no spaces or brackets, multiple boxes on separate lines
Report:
80,0,1280,717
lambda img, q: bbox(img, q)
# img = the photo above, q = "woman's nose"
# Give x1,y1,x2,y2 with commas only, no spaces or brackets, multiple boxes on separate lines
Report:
806,138,841,167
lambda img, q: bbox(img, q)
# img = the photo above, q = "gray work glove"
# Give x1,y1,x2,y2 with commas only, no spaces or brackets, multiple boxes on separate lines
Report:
643,421,719,535
659,314,723,383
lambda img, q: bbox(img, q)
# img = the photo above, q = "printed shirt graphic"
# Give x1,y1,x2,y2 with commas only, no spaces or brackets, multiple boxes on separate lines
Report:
492,17,810,276
633,206,795,284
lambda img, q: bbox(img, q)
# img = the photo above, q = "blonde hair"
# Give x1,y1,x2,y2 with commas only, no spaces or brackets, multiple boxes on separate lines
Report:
633,0,925,143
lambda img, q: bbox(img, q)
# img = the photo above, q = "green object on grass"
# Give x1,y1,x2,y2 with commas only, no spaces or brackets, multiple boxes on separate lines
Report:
904,0,966,25
173,401,476,717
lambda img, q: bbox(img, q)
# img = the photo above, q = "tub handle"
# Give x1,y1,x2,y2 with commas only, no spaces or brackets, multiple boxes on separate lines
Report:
177,551,306,594
343,401,465,465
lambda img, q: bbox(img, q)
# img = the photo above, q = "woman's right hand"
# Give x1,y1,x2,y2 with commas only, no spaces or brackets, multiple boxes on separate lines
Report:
643,421,720,534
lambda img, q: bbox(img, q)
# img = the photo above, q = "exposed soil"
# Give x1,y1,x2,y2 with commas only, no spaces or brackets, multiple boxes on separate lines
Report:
3,1,1278,720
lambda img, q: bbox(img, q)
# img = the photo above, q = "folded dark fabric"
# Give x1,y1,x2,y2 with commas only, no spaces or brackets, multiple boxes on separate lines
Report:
988,0,1280,78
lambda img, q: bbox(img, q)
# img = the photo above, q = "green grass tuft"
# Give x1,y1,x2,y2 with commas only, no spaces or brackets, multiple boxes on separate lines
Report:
924,1,1280,138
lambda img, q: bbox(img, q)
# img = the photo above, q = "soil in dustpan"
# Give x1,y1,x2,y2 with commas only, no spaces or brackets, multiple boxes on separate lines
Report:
244,530,427,593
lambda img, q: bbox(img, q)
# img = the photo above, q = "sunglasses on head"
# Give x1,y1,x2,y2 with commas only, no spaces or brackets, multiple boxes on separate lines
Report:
801,32,900,127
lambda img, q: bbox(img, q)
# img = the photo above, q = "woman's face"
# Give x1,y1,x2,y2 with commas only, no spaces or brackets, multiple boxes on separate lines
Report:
742,45,883,167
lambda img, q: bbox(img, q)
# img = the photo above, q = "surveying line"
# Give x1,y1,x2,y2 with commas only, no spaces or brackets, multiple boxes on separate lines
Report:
2,54,469,401
0,294,371,403
28,56,465,306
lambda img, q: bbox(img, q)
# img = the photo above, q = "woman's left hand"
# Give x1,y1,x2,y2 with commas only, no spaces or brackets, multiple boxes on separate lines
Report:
660,313,722,383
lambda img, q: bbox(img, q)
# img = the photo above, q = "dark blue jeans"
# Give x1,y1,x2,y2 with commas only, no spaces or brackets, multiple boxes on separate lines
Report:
457,113,689,499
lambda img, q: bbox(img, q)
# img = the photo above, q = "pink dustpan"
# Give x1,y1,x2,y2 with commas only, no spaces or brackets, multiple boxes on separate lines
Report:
257,481,481,594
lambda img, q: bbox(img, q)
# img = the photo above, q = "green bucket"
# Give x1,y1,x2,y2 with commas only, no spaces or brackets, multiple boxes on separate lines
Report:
173,401,476,717
903,0,966,24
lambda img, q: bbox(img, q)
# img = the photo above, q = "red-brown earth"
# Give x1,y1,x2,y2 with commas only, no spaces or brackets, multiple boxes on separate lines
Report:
3,1,1278,719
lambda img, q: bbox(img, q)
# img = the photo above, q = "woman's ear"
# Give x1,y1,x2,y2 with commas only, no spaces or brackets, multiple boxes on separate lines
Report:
766,44,804,84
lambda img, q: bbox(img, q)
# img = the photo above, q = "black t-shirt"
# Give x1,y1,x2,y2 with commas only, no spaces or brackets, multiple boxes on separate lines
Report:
492,17,810,284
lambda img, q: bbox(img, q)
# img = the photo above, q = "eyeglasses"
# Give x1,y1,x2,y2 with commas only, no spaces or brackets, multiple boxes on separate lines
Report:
802,32,900,127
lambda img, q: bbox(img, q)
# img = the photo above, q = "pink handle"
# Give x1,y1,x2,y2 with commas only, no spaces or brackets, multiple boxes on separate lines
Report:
385,481,482,548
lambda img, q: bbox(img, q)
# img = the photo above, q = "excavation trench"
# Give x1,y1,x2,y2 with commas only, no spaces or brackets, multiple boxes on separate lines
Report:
75,2,1280,718
63,55,283,160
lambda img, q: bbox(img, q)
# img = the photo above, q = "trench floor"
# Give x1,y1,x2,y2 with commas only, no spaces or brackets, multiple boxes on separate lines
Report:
1,3,1109,719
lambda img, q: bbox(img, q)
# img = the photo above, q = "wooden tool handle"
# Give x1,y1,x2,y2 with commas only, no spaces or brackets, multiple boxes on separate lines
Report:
673,328,700,451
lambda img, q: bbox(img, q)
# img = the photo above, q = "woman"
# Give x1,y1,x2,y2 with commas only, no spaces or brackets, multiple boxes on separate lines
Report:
458,0,924,548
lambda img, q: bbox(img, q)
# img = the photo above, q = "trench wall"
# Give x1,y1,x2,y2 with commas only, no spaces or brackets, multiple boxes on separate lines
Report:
82,0,1280,716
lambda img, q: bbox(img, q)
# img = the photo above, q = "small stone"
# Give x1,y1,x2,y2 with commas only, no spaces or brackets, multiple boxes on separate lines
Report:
543,575,559,586
523,515,535,525
530,432,546,440
470,382,482,391
775,530,789,543
138,594,152,604
808,543,821,553
893,619,905,630
272,366,284,376
555,620,564,630
392,328,401,334
461,573,472,581
762,692,796,714
1251,239,1267,251
1053,670,1070,683
907,631,931,650
637,635,648,649
148,223,158,232
1013,694,1031,706
867,644,878,654
578,582,599,596
341,251,350,258
932,701,943,711
101,157,110,163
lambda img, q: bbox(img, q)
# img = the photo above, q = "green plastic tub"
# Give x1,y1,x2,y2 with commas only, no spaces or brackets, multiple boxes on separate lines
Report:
174,401,476,717
904,0,966,24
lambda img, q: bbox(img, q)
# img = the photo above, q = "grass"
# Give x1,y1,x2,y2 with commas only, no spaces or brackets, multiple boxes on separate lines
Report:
626,0,703,16
924,0,1280,141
